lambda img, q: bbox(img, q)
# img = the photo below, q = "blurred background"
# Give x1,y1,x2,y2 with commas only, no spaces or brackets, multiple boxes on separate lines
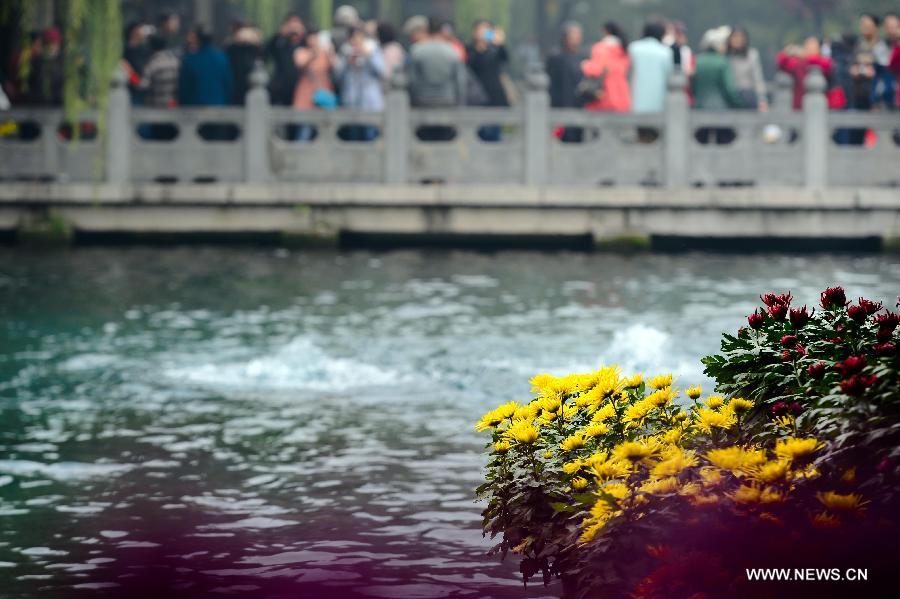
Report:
3,0,898,80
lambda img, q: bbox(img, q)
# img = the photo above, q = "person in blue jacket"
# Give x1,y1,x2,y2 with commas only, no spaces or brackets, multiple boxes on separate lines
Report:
178,26,233,107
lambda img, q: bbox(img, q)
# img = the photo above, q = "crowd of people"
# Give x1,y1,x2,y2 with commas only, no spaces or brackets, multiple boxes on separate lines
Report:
1,6,898,145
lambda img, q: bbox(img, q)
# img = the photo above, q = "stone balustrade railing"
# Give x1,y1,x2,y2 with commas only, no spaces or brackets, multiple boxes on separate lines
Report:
1,67,898,189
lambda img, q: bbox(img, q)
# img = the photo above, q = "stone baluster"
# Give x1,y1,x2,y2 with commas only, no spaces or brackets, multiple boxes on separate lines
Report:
802,67,828,189
244,61,271,183
773,71,794,113
383,71,410,184
523,65,550,186
106,67,131,183
664,70,690,188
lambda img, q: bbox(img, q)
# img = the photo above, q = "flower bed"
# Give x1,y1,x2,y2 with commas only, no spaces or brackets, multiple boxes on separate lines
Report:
476,287,898,598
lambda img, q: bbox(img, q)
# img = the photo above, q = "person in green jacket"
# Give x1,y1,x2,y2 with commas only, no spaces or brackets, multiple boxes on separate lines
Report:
691,26,742,110
691,26,742,145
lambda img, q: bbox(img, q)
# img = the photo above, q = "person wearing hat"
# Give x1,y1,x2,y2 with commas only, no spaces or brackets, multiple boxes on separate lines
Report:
332,5,361,52
692,26,742,145
403,15,429,46
226,22,264,105
691,26,742,110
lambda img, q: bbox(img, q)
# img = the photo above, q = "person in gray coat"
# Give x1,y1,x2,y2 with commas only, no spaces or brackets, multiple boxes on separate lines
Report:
407,17,466,108
406,17,466,141
727,27,768,111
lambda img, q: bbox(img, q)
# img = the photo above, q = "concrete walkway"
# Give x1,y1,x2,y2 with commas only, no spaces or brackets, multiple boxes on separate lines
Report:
1,183,898,249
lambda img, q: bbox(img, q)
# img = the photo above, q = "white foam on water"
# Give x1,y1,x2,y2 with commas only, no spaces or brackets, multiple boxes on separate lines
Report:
0,460,134,482
601,323,705,383
478,323,705,387
57,353,119,372
164,337,404,392
20,547,68,557
209,517,298,530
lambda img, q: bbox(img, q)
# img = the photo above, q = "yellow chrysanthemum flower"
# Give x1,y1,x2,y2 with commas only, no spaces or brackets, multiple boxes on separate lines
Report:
575,385,604,408
640,476,680,494
539,410,557,424
571,477,589,491
730,484,762,504
704,395,725,409
774,415,795,429
647,386,677,407
728,398,754,413
749,460,792,484
678,482,701,497
505,420,539,444
562,460,584,475
561,432,586,452
590,498,617,519
583,423,610,438
560,403,579,421
567,372,595,394
601,481,629,499
579,521,604,544
694,407,737,434
590,402,616,424
648,373,673,390
513,402,541,422
699,466,724,487
475,409,505,432
529,373,556,394
817,491,867,513
591,458,632,481
543,450,554,459
685,385,702,400
623,374,643,388
579,497,620,543
774,437,824,462
659,427,683,445
623,398,655,426
705,446,766,473
494,440,511,453
494,401,519,419
650,448,697,478
584,452,608,468
612,439,660,462
594,365,623,392
540,394,562,413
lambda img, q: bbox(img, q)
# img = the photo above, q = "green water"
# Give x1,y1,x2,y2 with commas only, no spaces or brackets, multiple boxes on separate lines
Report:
1,247,898,597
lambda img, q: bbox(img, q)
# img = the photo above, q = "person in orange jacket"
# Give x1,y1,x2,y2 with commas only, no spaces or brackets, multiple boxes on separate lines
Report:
581,22,631,112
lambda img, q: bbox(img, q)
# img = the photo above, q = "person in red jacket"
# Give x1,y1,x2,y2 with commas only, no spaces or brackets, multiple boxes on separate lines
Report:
581,21,631,112
888,13,900,107
890,34,900,107
776,36,833,110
